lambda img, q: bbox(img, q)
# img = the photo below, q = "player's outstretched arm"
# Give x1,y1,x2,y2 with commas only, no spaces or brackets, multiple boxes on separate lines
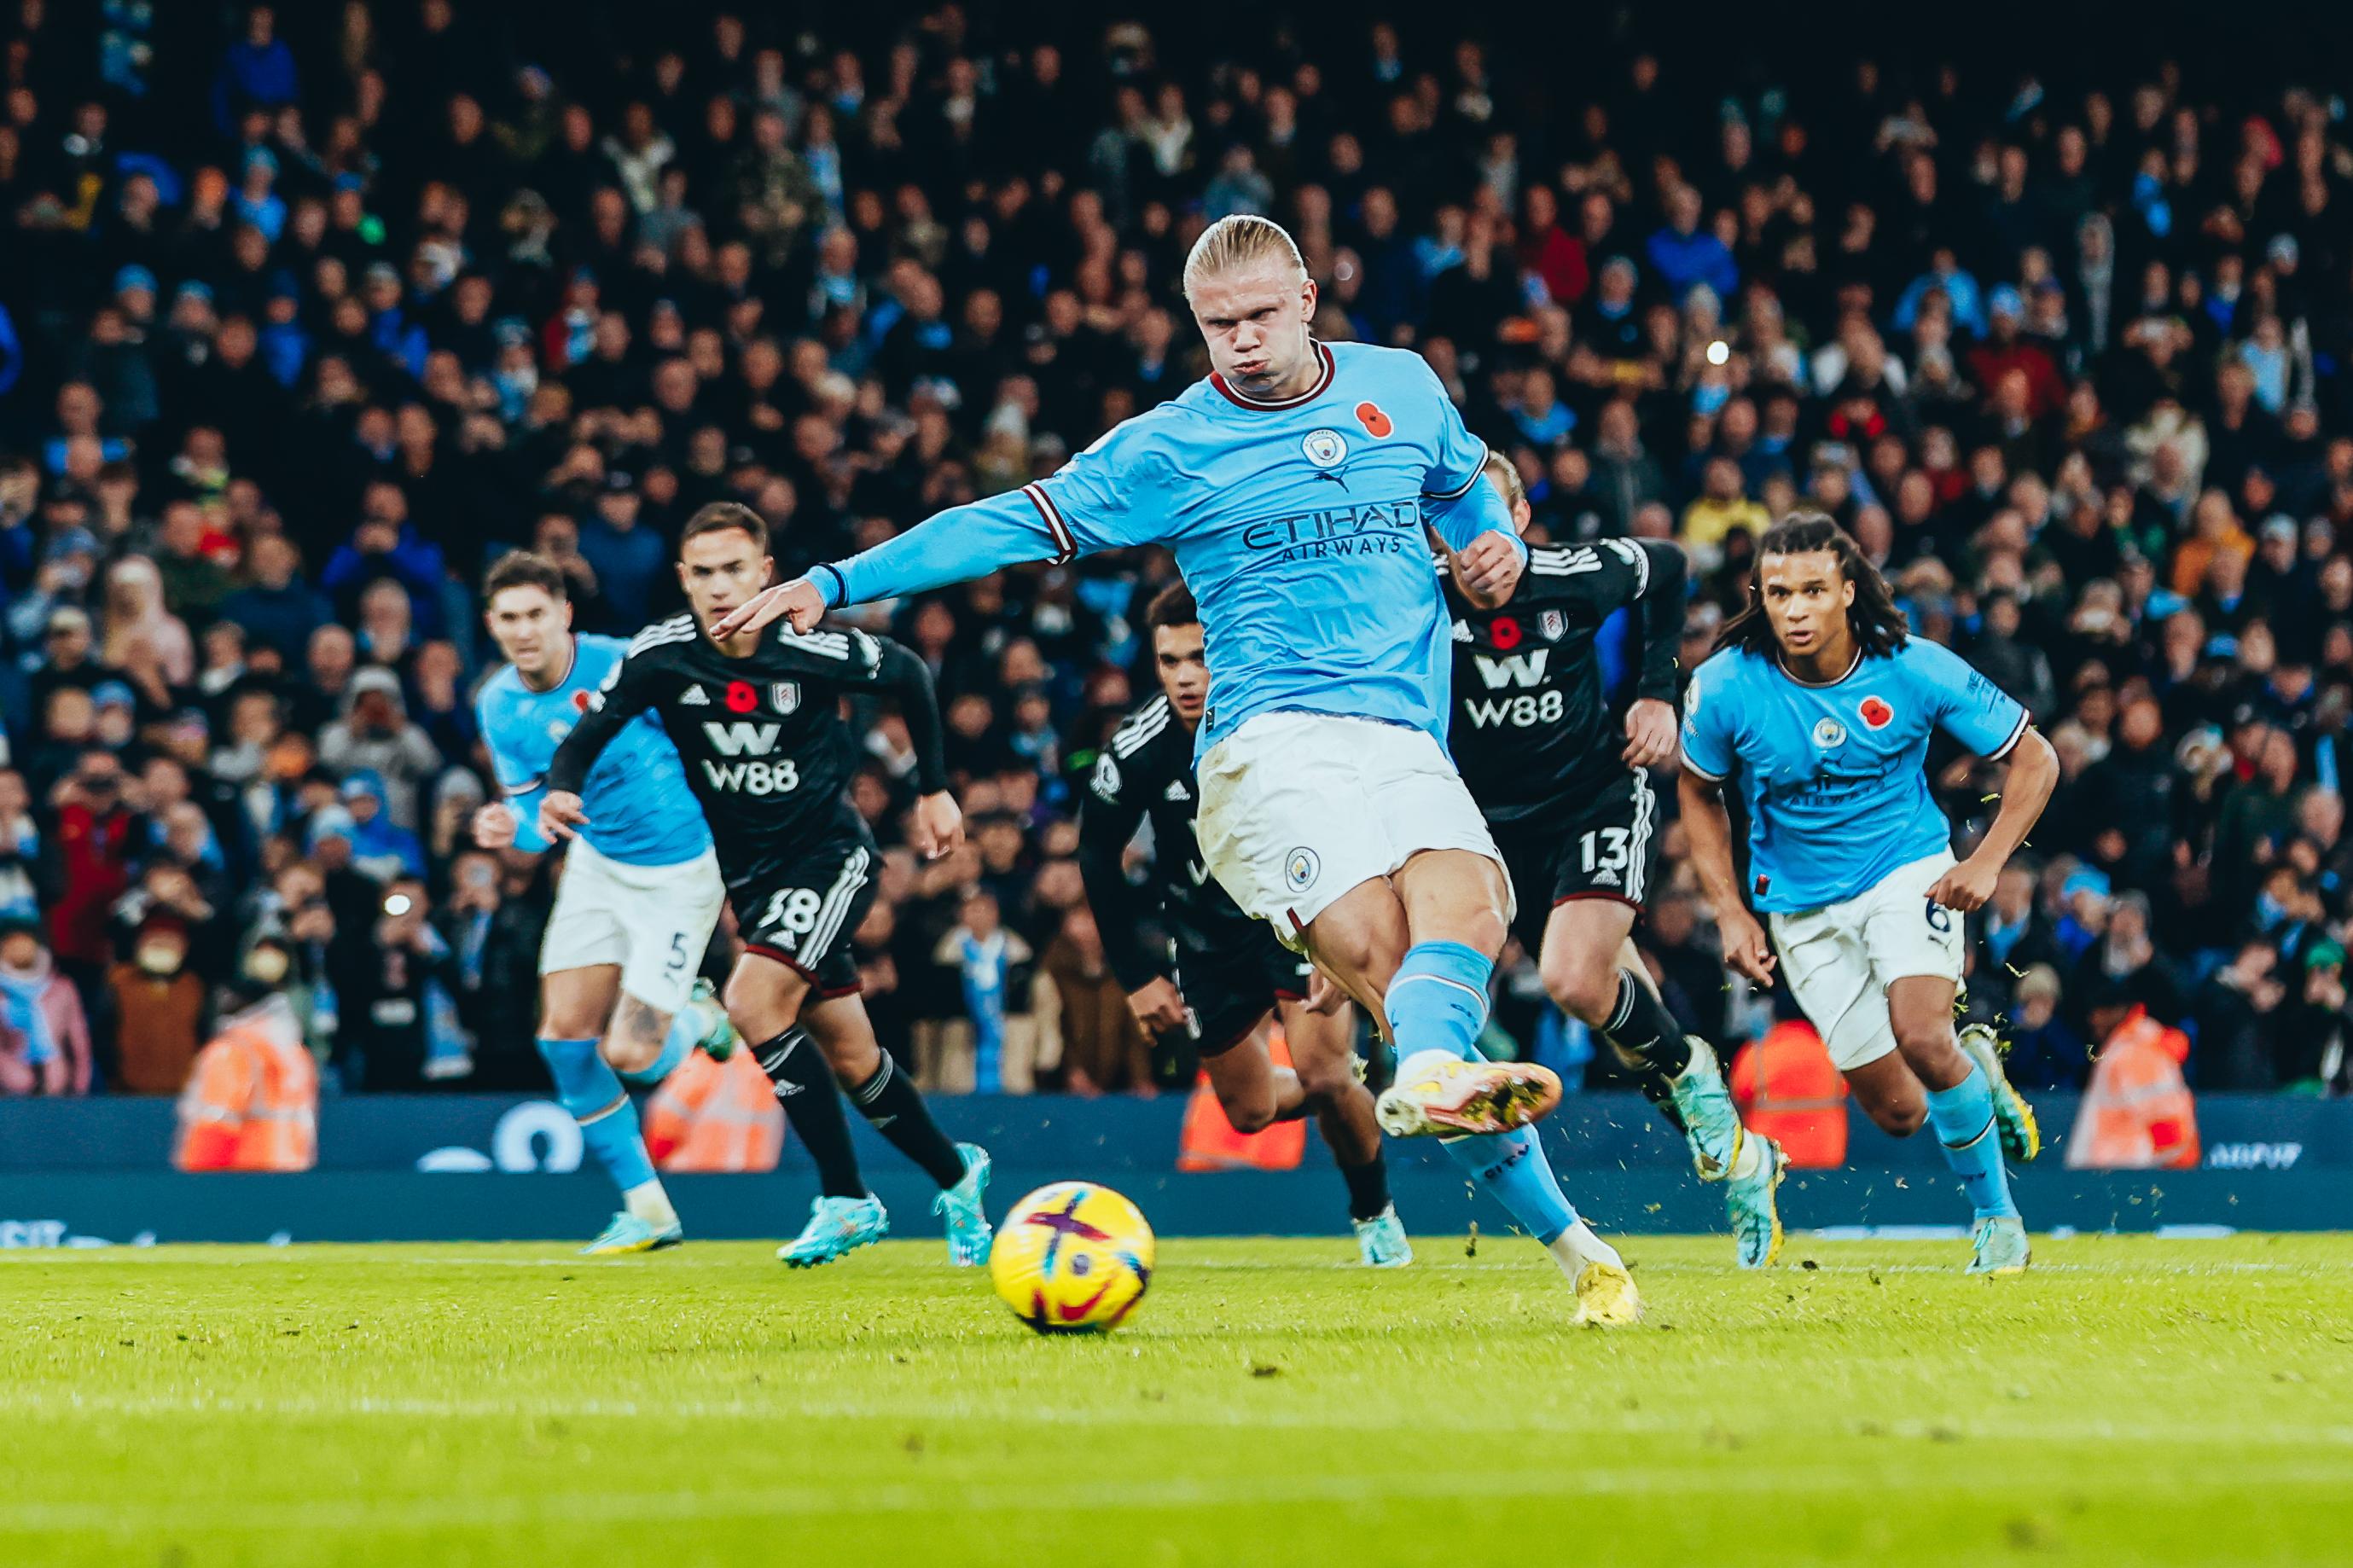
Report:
1680,766,1775,987
1926,726,2059,913
713,469,1142,640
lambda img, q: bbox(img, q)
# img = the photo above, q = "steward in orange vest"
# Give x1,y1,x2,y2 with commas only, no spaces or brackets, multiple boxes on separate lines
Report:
645,1048,785,1172
175,992,319,1171
2065,1005,2199,1170
1729,1019,1849,1169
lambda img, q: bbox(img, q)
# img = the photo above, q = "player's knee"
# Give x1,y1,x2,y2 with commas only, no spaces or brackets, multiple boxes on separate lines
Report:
1219,1087,1277,1134
1856,1084,1926,1137
601,1031,659,1076
1292,1053,1359,1105
1894,1020,1964,1082
1539,950,1617,1025
537,1003,603,1042
723,969,800,1040
1874,1101,1927,1137
1223,1068,1280,1130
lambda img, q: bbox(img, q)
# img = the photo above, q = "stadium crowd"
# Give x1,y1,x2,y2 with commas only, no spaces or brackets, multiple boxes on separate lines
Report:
3,2,2350,1101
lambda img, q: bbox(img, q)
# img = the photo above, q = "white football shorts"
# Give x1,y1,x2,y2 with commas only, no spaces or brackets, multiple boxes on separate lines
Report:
1196,711,1513,948
1767,850,1964,1071
539,837,726,1015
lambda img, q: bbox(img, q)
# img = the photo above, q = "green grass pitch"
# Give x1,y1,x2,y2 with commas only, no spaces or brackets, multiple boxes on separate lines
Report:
3,1234,2350,1567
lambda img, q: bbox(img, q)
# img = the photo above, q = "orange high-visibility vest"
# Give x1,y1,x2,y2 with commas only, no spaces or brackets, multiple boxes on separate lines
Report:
1177,1021,1308,1172
174,996,318,1172
1730,1019,1848,1169
2066,1007,2200,1170
645,1049,785,1172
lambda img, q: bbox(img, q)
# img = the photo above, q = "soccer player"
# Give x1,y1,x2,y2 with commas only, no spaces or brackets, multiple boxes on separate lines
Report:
540,503,992,1269
1439,455,1785,1267
1678,513,2057,1275
1078,581,1410,1267
712,215,1640,1324
473,551,738,1255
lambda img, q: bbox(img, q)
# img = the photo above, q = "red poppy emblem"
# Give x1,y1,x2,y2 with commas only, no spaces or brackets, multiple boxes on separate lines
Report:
571,690,592,712
1355,401,1393,438
1859,695,1895,729
725,681,758,713
1491,616,1523,650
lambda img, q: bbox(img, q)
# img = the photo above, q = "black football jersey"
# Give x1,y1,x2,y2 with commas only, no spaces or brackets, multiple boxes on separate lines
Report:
548,614,947,874
1074,694,1258,991
1440,537,1686,822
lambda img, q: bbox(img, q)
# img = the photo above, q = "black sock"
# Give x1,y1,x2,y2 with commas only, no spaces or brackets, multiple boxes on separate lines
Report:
753,1027,865,1199
849,1052,967,1189
1599,970,1691,1135
1599,970,1693,1076
1339,1153,1391,1222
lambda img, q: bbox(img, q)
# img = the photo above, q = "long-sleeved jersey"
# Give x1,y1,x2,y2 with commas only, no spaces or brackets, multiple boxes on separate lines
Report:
809,340,1523,756
475,632,710,864
546,615,948,872
1074,694,1258,991
1441,537,1688,823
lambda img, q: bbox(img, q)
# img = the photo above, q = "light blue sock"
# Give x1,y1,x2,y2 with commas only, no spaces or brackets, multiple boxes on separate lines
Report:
617,1011,696,1088
1443,1127,1577,1246
538,1036,659,1197
1925,1065,2019,1219
1386,943,1576,1243
1385,941,1494,1063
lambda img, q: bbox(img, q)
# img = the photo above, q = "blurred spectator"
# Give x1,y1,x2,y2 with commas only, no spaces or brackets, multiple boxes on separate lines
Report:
106,910,207,1095
317,670,439,830
2003,960,2085,1084
1040,904,1155,1096
0,9,2351,1101
0,918,92,1095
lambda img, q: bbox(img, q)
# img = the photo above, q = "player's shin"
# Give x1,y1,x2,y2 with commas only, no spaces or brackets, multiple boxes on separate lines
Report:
1442,1126,1574,1245
752,1025,868,1199
616,1011,695,1089
1384,941,1494,1063
537,1036,675,1228
1924,1065,2021,1220
1598,974,1748,1182
1442,1127,1636,1319
847,1048,967,1189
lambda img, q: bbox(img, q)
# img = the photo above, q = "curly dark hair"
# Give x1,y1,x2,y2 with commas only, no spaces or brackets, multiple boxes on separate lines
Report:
1714,511,1909,661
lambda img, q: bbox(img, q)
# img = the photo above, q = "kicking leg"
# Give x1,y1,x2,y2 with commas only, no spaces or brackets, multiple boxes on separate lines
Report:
538,965,679,1254
805,990,992,1264
1890,975,2027,1275
1307,858,1632,1321
727,951,887,1268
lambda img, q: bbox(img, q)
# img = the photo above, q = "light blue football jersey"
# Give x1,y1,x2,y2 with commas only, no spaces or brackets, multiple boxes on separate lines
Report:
1680,636,2029,913
824,340,1519,756
476,633,711,865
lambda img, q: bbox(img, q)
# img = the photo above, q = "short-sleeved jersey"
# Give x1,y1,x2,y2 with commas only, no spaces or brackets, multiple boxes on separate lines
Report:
831,340,1518,758
555,616,893,875
1441,537,1684,823
1680,636,2030,912
1074,695,1258,990
475,634,710,866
